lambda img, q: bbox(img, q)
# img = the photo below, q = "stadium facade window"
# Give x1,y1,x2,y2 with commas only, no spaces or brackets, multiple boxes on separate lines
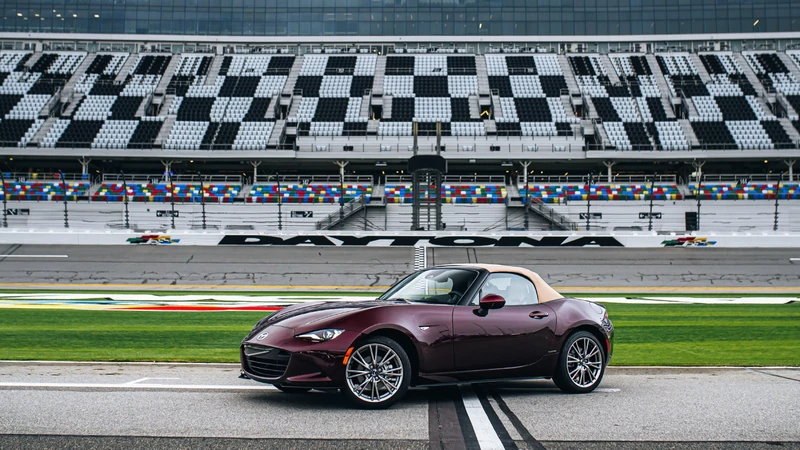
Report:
0,0,798,37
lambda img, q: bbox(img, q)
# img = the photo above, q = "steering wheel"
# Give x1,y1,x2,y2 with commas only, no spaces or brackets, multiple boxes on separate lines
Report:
447,290,463,303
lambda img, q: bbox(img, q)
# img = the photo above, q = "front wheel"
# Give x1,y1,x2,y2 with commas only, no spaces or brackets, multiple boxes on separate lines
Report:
342,336,411,409
554,331,606,394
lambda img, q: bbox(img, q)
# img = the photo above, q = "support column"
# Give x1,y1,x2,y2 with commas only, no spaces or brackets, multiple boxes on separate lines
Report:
784,160,795,182
692,160,705,183
250,161,262,184
519,161,532,230
334,161,349,226
161,160,175,183
603,160,616,183
77,157,91,176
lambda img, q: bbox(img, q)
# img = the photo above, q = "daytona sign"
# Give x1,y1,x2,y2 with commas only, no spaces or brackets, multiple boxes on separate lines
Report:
217,235,624,247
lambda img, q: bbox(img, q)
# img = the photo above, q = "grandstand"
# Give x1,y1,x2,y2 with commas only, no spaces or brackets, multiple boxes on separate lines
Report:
0,2,798,232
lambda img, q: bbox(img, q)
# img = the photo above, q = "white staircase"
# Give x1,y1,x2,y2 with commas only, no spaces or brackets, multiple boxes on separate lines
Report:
777,52,800,81
661,96,676,119
780,118,800,144
372,55,386,95
268,119,285,147
734,53,764,93
154,116,175,146
558,55,581,95
282,56,303,96
204,55,225,84
360,94,371,119
475,55,491,96
469,95,480,119
647,54,673,96
561,95,579,120
679,119,700,148
600,55,620,84
115,54,138,81
690,54,712,83
61,53,95,95
384,95,393,120
155,55,181,93
29,117,59,145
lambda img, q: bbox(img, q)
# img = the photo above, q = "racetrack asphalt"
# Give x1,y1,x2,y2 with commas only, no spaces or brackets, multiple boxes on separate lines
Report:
0,245,799,292
0,363,798,449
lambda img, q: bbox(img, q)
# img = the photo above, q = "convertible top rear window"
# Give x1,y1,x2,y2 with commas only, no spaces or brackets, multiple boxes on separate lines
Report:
379,268,479,305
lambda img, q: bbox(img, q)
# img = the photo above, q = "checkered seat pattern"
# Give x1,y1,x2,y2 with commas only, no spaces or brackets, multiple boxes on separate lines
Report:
379,55,485,137
290,55,375,137
487,53,578,139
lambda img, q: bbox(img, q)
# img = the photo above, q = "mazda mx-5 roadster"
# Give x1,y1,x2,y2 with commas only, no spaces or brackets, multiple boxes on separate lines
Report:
240,264,614,408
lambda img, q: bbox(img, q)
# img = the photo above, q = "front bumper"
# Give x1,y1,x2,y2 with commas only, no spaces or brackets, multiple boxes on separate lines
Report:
239,325,358,388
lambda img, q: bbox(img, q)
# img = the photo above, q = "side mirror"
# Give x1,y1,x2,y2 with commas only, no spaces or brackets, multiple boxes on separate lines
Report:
475,294,505,316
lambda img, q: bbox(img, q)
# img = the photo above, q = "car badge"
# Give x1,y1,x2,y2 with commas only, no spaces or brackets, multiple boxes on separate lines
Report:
256,332,269,341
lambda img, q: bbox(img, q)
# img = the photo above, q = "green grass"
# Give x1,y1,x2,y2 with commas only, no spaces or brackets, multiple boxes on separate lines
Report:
0,304,798,365
0,309,267,362
600,303,800,366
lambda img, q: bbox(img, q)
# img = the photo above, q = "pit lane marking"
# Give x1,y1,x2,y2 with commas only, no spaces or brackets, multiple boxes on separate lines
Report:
0,254,68,258
0,381,278,390
459,386,505,450
124,377,180,385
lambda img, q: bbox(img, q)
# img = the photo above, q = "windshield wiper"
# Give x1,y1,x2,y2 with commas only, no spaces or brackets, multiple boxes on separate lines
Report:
385,297,411,303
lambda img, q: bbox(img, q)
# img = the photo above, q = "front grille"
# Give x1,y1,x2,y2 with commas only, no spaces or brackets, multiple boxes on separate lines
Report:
243,344,290,379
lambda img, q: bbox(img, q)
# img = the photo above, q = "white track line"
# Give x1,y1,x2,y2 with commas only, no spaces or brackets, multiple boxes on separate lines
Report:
0,382,278,390
0,255,68,258
460,386,504,450
124,377,180,385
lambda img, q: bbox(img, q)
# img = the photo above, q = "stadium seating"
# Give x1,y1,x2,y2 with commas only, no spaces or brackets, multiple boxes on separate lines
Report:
91,183,240,202
519,184,683,203
288,54,374,137
247,183,373,203
166,53,288,149
385,184,507,204
488,53,578,139
690,182,800,200
1,180,90,201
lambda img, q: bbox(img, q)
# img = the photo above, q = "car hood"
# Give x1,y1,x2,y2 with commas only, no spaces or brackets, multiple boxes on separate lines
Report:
253,300,387,334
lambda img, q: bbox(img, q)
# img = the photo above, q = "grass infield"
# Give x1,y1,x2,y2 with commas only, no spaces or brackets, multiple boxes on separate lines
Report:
0,303,798,366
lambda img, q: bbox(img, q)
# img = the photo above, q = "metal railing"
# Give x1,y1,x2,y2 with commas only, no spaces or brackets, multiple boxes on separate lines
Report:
101,173,243,184
528,197,579,231
387,175,506,184
314,197,367,230
518,174,677,184
254,174,373,184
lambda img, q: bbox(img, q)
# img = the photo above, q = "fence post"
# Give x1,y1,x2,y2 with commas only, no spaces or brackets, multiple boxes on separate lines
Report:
121,171,130,229
59,171,69,228
0,171,7,228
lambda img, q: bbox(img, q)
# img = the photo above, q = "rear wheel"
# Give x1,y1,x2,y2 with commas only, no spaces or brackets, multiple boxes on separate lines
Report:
554,331,606,394
273,384,312,394
342,336,411,409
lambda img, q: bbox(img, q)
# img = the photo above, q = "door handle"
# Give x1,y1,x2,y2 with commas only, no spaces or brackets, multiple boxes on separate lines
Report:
529,311,549,319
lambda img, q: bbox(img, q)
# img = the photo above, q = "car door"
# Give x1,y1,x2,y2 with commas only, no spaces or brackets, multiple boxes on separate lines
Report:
452,272,556,373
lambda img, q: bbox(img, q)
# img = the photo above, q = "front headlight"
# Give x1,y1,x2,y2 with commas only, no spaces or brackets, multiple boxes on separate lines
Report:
295,328,344,342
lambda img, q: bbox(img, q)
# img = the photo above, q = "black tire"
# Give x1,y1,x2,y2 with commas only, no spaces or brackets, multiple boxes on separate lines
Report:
273,384,312,394
341,336,412,409
553,330,606,394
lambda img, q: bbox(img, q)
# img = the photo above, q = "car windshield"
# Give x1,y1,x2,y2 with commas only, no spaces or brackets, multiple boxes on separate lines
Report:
378,268,479,305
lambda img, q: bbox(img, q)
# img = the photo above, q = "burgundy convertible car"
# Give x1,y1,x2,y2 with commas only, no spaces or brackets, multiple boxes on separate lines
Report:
240,264,614,408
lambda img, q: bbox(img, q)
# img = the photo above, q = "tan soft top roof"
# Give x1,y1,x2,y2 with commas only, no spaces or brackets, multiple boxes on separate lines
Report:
442,263,563,303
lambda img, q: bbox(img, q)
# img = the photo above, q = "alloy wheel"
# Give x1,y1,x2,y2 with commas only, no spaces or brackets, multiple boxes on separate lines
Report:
345,343,404,403
566,337,603,388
